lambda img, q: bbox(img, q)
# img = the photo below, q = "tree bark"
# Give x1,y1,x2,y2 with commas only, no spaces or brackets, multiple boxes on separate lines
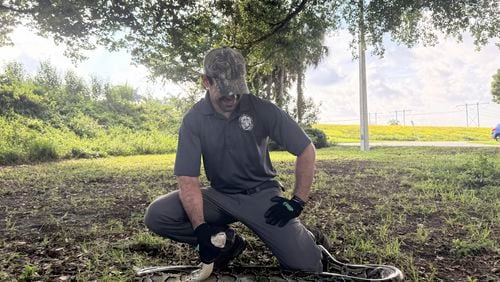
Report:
297,63,305,125
265,74,273,101
275,65,285,108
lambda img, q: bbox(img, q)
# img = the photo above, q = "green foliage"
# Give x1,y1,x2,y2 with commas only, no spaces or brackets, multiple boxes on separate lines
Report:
1,0,498,133
2,1,497,73
35,61,61,90
459,155,499,189
28,138,58,162
415,224,430,244
304,127,329,149
388,119,400,126
68,112,101,138
18,264,39,282
0,62,182,165
0,148,21,165
0,63,48,118
452,224,495,256
269,127,329,151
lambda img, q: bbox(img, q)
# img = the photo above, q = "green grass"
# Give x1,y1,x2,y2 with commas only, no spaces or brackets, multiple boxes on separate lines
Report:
314,124,498,144
1,147,498,281
0,115,178,165
2,117,498,166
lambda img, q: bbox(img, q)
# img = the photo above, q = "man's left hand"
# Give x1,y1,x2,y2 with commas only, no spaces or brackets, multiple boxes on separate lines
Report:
264,196,305,227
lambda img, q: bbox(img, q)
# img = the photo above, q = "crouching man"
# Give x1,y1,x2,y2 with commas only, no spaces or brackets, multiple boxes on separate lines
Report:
145,47,322,272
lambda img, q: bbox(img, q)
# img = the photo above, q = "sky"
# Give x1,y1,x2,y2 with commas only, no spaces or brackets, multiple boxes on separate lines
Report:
0,26,499,127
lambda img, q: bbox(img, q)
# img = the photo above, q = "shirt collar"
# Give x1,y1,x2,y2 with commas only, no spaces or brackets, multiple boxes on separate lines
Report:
238,94,251,114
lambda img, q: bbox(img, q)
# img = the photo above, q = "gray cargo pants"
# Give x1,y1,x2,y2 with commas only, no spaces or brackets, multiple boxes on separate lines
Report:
144,186,322,272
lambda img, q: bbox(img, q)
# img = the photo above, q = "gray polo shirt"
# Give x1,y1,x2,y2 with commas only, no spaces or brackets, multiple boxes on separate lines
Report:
174,92,311,193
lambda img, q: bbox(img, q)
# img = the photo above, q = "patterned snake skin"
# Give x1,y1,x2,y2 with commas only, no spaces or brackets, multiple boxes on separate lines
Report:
136,246,404,282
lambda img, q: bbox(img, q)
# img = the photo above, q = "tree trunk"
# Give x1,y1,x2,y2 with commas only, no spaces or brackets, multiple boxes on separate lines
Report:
297,63,305,125
276,65,285,108
265,74,272,100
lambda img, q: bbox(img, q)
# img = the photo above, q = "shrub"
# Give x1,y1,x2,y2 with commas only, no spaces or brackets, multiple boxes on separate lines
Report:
268,127,329,151
28,139,58,162
0,149,23,165
304,127,328,149
68,112,101,138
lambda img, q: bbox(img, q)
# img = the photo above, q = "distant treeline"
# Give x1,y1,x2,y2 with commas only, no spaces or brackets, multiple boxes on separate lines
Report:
0,61,192,165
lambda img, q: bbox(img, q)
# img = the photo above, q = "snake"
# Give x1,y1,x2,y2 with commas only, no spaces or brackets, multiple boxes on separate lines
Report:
136,245,404,282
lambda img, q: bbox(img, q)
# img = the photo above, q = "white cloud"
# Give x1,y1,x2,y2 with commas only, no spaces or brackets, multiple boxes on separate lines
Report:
307,31,500,126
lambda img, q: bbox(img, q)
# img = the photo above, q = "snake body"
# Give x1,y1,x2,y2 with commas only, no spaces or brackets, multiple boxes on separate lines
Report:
136,245,403,282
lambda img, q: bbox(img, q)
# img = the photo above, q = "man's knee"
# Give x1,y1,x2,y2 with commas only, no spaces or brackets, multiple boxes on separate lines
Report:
270,222,323,272
144,199,164,235
143,193,184,235
279,247,323,272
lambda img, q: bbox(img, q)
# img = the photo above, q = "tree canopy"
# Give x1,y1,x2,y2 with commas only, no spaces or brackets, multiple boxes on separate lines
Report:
1,0,498,123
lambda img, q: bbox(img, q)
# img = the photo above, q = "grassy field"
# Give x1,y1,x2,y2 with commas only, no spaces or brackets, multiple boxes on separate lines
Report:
314,124,499,144
0,147,499,281
2,121,498,166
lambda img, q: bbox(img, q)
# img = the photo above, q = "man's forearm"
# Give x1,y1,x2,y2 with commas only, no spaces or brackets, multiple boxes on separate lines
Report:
294,143,316,202
177,176,205,229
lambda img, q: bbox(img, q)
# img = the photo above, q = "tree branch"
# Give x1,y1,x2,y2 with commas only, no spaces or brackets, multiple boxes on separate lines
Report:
0,4,33,13
237,0,310,49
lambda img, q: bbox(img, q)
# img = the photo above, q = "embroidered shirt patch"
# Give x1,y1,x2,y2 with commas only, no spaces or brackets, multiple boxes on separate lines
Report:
239,114,254,131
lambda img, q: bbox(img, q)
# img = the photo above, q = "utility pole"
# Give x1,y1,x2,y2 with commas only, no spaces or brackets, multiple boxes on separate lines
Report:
465,104,469,127
457,103,489,127
369,112,379,125
393,109,411,125
402,109,411,126
358,0,369,151
476,102,480,127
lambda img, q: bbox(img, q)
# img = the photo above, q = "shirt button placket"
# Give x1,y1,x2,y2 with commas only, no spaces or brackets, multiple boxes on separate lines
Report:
224,122,232,151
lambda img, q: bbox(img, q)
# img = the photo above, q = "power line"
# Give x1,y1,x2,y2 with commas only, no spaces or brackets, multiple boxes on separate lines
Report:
456,102,490,127
392,109,412,125
321,103,496,126
326,110,461,124
408,110,462,116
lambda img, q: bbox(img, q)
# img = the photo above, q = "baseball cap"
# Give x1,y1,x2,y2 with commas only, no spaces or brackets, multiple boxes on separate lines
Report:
203,48,250,96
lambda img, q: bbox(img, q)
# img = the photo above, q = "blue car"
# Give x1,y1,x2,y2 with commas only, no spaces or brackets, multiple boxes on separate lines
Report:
492,124,500,141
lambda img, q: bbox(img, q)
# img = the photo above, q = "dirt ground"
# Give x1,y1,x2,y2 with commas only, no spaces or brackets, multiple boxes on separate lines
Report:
0,158,498,281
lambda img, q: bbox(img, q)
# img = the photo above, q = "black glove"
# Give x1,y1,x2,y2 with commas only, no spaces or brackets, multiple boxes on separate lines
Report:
264,195,305,227
194,223,222,263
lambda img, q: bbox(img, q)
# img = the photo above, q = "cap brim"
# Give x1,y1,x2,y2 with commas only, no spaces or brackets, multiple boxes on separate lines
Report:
215,78,249,96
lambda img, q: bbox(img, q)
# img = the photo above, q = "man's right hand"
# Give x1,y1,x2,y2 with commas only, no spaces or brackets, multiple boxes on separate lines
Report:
194,223,222,263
